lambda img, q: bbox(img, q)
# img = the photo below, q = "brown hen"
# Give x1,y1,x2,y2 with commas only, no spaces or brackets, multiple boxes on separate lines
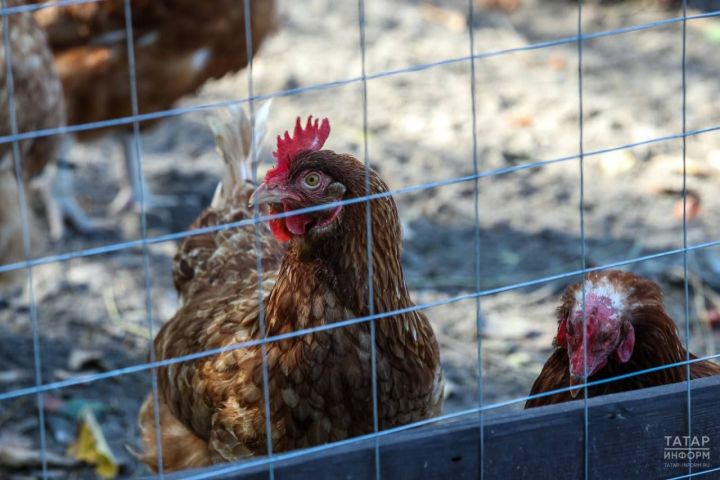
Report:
526,270,720,408
0,2,66,286
33,0,277,212
137,110,444,472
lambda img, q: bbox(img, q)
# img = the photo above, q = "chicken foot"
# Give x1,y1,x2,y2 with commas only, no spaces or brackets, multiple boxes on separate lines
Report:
34,158,98,241
108,133,177,215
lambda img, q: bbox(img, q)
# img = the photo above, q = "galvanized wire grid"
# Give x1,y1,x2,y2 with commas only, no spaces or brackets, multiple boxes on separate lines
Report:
466,0,485,479
1,1,47,477
1,0,719,479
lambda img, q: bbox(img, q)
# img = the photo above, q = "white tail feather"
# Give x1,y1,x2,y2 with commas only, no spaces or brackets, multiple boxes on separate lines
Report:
251,101,272,178
210,180,224,209
207,100,271,207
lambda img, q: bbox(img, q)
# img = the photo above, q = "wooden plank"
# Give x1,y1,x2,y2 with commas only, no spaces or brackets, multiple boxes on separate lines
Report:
165,375,720,480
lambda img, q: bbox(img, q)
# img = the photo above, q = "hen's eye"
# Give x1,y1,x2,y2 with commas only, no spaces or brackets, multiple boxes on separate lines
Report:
304,173,321,188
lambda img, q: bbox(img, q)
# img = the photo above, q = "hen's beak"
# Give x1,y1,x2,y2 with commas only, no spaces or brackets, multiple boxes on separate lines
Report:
569,374,584,398
249,183,285,207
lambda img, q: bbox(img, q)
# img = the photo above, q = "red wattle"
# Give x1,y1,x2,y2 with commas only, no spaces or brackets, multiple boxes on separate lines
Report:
614,323,635,363
285,212,312,235
268,207,292,243
556,318,568,347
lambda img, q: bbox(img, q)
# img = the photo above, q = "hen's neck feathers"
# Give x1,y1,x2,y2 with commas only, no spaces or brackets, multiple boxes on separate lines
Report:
265,152,414,335
618,306,706,380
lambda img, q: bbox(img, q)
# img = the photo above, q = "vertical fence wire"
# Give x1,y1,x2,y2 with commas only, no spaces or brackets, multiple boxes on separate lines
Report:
243,1,276,478
680,0,692,477
2,1,719,478
467,1,484,478
357,1,382,478
576,1,590,479
121,0,164,476
1,4,48,478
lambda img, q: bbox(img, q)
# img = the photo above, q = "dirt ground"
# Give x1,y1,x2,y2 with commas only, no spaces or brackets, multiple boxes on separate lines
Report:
2,0,720,478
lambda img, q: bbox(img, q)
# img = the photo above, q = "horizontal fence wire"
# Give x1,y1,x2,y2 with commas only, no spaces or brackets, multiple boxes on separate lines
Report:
669,466,720,480
0,9,719,147
3,1,720,479
2,120,720,276
171,350,720,480
3,244,720,403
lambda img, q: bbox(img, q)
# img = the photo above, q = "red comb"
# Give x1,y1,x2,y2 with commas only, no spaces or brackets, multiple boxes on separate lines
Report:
266,116,331,180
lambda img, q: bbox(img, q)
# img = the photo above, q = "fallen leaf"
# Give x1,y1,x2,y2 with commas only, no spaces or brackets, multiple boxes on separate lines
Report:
68,409,118,479
507,112,534,128
672,192,701,223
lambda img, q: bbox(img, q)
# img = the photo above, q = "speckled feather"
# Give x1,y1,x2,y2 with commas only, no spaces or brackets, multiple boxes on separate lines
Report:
0,4,65,286
139,148,443,471
171,182,283,303
34,0,277,136
526,270,720,408
0,5,65,178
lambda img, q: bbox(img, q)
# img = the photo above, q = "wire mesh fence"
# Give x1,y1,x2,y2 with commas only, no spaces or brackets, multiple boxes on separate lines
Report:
1,0,720,478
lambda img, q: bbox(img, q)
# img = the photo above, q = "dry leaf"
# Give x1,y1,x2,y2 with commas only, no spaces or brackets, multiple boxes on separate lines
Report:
507,112,534,128
68,409,118,479
672,192,701,223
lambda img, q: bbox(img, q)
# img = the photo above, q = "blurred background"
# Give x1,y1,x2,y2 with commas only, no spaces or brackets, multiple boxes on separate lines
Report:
1,0,720,477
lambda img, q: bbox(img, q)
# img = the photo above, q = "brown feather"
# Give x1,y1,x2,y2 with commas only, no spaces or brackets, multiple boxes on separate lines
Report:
34,0,277,136
0,4,65,287
139,141,442,472
136,393,211,471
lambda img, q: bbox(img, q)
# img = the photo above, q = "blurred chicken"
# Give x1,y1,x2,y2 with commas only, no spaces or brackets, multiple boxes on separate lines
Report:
476,0,522,13
526,270,720,408
492,0,684,12
0,2,73,287
34,0,277,214
137,109,443,472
